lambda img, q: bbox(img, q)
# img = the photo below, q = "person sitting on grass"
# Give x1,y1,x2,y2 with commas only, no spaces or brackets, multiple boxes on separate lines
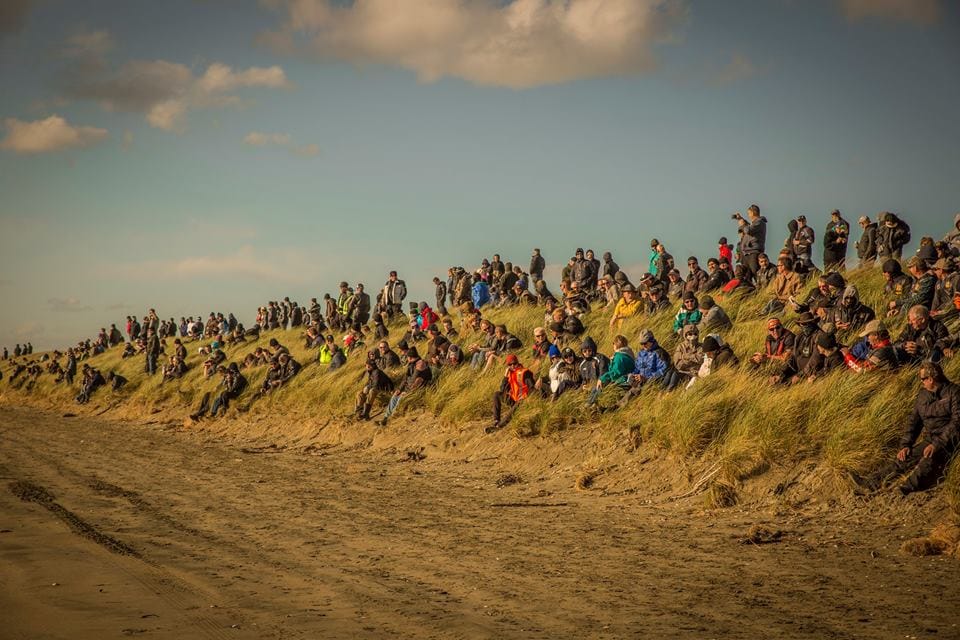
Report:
895,305,947,365
698,295,733,333
686,335,739,389
805,332,844,382
666,324,704,391
764,257,802,315
616,329,672,408
328,343,347,371
832,285,875,335
375,340,402,370
355,359,395,421
645,283,671,315
672,292,702,334
587,334,636,406
851,362,959,496
378,348,432,427
162,354,188,383
609,284,641,328
841,320,901,372
750,317,795,370
577,337,609,390
487,353,537,433
774,312,822,385
76,365,105,404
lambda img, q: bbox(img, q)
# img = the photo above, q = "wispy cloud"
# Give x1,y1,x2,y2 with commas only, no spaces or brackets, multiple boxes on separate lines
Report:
0,115,108,154
709,52,768,87
47,297,94,313
838,0,941,25
58,29,293,132
259,0,686,89
108,245,332,284
243,131,319,158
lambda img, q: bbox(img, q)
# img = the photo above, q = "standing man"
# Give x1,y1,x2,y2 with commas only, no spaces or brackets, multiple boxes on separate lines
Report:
877,212,912,260
529,248,545,285
350,283,371,326
733,204,767,277
856,215,878,268
792,215,816,271
433,276,448,316
382,270,407,319
145,327,160,376
823,209,850,270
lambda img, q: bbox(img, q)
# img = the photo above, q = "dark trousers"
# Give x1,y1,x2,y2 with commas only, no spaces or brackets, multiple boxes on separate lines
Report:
492,392,519,425
870,438,958,491
823,249,846,271
146,354,157,375
742,252,760,277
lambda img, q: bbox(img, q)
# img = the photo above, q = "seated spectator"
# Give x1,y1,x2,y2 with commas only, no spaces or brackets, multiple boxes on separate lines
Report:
888,256,937,317
764,257,802,315
842,320,901,372
895,305,947,365
530,327,553,363
587,335,635,406
329,344,347,371
487,354,537,433
698,295,733,333
375,340,402,370
687,335,739,389
755,253,777,290
578,337,609,390
666,269,685,300
805,332,844,382
775,312,822,384
832,285,875,335
645,284,671,315
851,362,959,495
107,371,128,391
750,317,795,370
378,348,433,427
617,329,672,408
610,284,641,328
666,324,704,391
355,360,395,421
882,259,915,310
673,292,702,334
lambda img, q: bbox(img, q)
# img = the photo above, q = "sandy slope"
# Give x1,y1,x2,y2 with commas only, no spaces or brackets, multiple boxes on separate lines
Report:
1,405,958,640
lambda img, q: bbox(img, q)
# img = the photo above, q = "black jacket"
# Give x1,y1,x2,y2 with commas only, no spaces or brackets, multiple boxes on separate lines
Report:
856,223,877,261
900,381,960,450
529,254,546,278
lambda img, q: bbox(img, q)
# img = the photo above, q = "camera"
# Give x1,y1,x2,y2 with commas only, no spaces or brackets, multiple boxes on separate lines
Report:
730,213,741,220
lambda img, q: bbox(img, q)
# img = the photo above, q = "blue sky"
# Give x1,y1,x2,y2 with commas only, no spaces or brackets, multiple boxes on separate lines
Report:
0,0,957,350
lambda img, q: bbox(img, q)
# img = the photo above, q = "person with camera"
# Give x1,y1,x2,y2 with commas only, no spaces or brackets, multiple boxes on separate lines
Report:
732,204,767,277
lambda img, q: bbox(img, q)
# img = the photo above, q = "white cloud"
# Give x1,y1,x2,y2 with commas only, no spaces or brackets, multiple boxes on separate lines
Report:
62,29,114,58
710,52,767,87
294,143,320,157
244,131,292,146
59,30,293,131
243,131,319,158
47,297,94,313
0,115,108,154
838,0,941,25
111,245,326,283
260,0,685,89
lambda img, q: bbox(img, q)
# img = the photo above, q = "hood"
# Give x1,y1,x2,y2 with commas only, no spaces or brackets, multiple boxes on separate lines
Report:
581,336,598,352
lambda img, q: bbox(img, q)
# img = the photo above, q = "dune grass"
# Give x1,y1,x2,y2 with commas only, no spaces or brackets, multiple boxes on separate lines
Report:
4,266,959,511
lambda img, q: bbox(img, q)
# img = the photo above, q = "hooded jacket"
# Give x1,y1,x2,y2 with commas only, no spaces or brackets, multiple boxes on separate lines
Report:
856,222,878,261
600,348,635,386
740,216,768,254
633,341,670,381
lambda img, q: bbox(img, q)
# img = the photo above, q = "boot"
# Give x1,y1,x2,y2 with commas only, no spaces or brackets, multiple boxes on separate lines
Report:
361,403,372,420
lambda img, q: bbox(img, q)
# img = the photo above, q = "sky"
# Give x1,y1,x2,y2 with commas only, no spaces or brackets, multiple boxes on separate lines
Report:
0,0,958,350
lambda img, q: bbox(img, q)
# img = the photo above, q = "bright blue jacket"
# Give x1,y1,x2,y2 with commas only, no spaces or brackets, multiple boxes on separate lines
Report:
472,282,491,309
633,342,668,380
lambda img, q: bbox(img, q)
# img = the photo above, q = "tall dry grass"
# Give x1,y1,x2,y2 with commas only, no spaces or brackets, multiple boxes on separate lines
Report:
4,265,959,510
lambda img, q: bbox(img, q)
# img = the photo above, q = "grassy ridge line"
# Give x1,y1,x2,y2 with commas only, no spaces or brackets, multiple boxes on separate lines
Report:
3,266,959,512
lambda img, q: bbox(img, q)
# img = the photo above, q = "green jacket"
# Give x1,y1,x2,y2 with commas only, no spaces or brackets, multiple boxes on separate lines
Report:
600,348,635,386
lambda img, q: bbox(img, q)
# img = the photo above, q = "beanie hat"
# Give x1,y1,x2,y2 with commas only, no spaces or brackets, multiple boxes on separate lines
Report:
702,336,720,353
817,332,838,349
824,272,846,289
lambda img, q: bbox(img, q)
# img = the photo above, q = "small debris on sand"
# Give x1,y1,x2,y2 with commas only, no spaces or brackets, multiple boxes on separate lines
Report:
740,525,784,545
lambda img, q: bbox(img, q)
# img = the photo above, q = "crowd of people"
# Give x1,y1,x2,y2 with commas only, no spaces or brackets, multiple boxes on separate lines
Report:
5,209,960,496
